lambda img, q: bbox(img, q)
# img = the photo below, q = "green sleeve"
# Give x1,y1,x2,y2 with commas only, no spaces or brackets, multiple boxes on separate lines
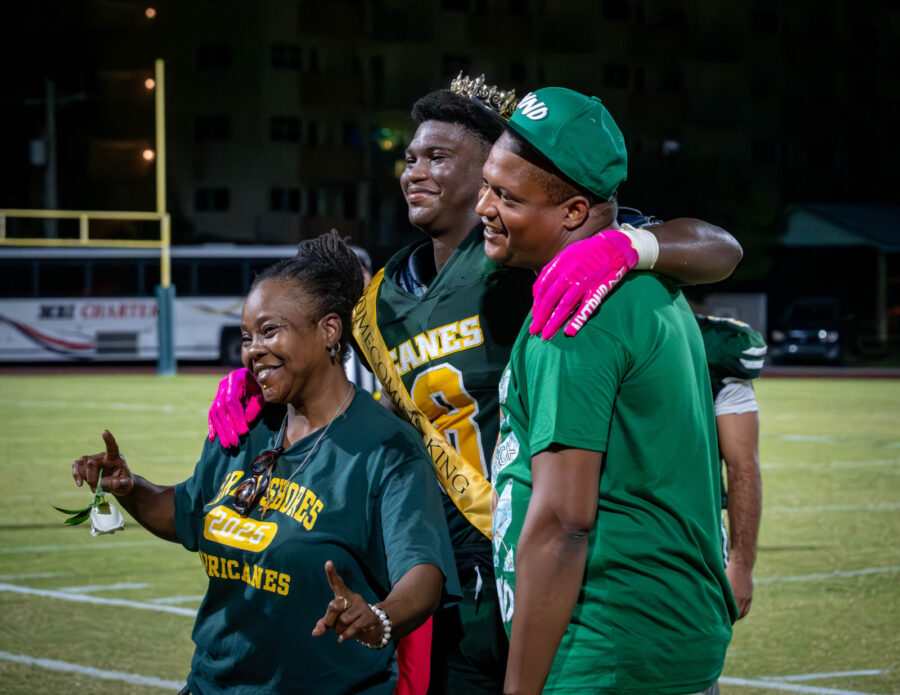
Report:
376,435,462,605
173,438,217,552
525,327,631,456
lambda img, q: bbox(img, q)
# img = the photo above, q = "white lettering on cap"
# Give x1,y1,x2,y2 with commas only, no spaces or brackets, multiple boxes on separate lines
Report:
517,93,548,120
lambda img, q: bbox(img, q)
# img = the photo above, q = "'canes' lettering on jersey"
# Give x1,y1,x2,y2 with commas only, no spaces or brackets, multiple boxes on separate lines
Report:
375,227,533,547
389,316,484,375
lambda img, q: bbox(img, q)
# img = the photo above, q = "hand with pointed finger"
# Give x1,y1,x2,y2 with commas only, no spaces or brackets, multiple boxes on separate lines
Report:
530,228,639,340
312,561,384,646
207,368,265,449
71,430,135,497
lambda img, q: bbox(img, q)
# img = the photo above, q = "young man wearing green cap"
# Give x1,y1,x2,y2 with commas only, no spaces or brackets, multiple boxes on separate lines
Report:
480,88,737,694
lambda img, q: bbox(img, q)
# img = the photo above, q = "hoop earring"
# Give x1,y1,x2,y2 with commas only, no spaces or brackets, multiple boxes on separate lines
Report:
328,341,341,359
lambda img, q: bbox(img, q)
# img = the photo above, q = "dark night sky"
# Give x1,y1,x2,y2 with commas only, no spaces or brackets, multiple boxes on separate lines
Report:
1,0,897,314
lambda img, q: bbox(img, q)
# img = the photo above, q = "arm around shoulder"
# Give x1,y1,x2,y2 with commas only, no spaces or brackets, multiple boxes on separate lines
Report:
647,218,743,285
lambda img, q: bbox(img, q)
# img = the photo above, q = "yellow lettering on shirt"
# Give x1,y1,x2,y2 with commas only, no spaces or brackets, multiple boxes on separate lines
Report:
199,552,292,596
459,316,484,348
397,340,420,374
277,574,291,595
264,478,287,512
414,331,442,362
392,315,484,375
302,499,324,530
207,470,244,507
250,565,263,589
437,324,460,353
203,506,277,551
293,490,315,522
280,482,302,515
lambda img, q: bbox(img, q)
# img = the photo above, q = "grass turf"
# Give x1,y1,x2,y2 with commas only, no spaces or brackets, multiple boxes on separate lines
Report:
0,374,897,693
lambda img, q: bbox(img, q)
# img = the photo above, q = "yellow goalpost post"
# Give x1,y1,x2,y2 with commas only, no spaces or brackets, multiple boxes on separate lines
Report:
0,59,175,375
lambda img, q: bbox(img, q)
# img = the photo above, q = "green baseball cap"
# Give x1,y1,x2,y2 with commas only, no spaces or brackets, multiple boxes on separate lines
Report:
503,87,627,200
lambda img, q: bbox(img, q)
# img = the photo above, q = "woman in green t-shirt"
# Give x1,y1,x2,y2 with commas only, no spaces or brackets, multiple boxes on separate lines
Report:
67,231,459,694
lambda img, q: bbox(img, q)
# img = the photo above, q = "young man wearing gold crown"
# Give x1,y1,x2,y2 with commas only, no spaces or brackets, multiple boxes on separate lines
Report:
208,76,742,693
481,87,736,694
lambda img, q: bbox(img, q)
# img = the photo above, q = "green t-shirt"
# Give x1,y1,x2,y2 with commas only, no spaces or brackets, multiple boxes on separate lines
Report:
695,313,767,399
377,226,533,558
174,387,460,695
492,273,737,694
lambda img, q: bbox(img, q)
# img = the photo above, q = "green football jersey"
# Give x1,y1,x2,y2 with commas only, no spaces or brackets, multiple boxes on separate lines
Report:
174,388,459,694
695,313,767,398
376,226,533,553
493,273,736,694
696,313,766,509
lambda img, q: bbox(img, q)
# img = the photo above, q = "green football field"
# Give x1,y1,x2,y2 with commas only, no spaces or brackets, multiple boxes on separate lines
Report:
0,374,897,694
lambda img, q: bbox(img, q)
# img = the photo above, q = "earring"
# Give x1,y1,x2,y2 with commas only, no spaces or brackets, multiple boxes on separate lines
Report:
328,341,341,358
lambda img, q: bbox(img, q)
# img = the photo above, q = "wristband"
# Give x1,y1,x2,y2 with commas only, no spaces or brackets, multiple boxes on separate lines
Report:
620,225,659,270
359,604,392,649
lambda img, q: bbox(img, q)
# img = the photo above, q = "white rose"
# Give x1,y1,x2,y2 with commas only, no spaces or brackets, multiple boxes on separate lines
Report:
90,503,125,536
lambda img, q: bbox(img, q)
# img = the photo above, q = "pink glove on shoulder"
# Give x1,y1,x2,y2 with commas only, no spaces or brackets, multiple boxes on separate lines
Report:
207,368,265,449
530,228,639,340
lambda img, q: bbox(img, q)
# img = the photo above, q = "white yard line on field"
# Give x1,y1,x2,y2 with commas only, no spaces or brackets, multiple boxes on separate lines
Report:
763,671,885,682
720,676,877,694
826,459,899,469
0,583,196,617
756,566,900,584
0,572,56,580
769,503,900,513
14,399,176,413
780,435,835,442
760,460,899,470
0,650,184,691
0,540,158,554
149,595,204,605
58,582,150,593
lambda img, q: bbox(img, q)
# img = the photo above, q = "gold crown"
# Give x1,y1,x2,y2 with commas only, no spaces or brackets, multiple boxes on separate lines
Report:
450,72,518,121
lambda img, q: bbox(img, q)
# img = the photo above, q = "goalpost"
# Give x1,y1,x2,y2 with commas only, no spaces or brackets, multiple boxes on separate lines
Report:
0,60,175,375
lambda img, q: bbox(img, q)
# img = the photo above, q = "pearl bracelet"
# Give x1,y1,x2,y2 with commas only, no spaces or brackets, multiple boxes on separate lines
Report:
359,603,392,649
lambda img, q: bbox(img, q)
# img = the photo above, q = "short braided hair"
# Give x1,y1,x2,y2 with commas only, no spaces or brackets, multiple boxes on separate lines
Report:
251,230,363,359
411,89,504,151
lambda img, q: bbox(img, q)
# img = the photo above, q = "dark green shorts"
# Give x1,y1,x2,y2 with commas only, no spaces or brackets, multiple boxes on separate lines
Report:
428,559,508,694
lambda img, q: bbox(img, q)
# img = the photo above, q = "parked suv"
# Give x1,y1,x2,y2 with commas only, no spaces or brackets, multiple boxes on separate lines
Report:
769,297,858,365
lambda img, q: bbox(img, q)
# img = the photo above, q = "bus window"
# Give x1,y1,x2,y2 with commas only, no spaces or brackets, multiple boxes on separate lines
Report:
0,260,36,298
248,259,279,285
196,260,246,296
171,260,195,295
37,262,87,297
91,261,144,296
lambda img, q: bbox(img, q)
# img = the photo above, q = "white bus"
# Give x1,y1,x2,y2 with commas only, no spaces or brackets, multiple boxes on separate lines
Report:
0,245,299,364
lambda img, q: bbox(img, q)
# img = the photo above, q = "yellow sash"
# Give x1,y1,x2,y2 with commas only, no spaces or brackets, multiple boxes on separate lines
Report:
352,269,493,539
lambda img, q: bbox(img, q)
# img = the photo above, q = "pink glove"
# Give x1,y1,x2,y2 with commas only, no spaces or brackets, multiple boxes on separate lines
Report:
530,229,638,340
207,368,265,449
